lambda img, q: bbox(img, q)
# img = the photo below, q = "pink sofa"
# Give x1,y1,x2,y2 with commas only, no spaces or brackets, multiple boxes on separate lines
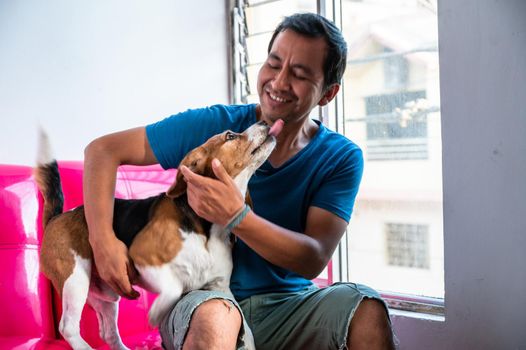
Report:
0,161,175,349
0,161,332,349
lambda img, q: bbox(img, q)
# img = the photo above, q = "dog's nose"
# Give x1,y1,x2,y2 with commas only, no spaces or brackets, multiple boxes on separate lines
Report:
258,120,268,126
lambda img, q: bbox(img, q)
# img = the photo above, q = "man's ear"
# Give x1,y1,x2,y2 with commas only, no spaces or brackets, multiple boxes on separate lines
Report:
318,84,340,106
166,147,208,198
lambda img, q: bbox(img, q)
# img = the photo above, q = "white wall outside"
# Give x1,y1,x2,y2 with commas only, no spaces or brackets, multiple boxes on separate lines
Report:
0,0,229,165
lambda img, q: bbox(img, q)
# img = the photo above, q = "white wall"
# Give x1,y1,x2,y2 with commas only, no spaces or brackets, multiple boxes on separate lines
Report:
392,0,526,348
0,0,230,165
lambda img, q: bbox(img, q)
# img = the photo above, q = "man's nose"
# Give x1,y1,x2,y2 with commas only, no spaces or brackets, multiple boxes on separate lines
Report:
272,68,291,91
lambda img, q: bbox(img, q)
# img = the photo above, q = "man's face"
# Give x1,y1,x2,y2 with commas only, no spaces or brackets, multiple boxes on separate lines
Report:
257,29,332,124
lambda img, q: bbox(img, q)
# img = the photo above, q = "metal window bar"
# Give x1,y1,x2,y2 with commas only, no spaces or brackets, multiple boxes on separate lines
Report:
232,0,250,104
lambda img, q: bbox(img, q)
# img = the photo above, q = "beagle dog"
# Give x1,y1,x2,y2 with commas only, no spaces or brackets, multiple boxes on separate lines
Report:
36,120,283,350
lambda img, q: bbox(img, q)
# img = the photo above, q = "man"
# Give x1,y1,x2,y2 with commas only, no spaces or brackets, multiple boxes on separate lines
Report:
84,13,395,350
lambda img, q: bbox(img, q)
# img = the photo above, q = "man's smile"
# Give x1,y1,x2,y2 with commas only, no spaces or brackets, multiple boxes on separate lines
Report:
267,90,292,103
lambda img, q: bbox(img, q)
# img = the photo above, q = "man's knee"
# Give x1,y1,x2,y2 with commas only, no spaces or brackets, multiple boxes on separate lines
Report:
184,299,242,350
194,298,241,322
354,299,389,325
348,298,394,349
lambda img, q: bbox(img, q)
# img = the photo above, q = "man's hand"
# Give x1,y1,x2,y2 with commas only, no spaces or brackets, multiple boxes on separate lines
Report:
179,158,245,226
91,234,140,300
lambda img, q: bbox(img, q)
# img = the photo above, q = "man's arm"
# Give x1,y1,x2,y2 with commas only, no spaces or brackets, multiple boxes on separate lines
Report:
234,206,347,279
179,159,347,279
83,126,158,298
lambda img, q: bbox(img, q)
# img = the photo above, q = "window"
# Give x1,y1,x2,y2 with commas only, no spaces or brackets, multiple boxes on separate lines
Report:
232,0,443,311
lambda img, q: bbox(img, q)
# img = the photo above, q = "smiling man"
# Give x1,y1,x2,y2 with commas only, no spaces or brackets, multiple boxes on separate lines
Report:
84,13,395,350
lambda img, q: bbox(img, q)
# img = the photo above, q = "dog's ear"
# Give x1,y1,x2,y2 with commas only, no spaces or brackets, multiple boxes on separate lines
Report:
245,191,253,209
166,170,187,198
166,147,208,198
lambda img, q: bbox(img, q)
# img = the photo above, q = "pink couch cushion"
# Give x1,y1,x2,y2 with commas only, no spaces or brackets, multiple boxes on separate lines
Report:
0,165,41,246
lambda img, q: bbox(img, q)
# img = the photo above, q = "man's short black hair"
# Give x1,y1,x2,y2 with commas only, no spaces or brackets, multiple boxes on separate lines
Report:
268,13,348,90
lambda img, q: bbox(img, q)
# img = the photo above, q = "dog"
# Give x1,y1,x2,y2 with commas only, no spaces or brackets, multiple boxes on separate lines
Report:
36,119,283,350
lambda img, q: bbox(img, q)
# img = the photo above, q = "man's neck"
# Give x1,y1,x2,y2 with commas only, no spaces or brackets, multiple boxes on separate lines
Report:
255,104,319,167
268,117,319,168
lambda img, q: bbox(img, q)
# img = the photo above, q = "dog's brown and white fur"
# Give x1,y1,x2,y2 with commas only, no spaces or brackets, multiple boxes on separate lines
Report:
36,121,280,350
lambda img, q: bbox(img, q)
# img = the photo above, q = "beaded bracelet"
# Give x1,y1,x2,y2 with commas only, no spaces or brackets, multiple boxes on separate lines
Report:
225,204,251,231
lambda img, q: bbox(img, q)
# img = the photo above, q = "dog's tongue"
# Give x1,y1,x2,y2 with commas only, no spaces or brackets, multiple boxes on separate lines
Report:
269,119,284,137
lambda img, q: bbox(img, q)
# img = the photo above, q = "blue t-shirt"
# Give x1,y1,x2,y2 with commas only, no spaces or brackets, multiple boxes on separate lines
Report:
145,104,364,300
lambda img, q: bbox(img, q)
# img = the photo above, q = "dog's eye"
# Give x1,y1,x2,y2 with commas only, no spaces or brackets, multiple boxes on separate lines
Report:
225,132,238,141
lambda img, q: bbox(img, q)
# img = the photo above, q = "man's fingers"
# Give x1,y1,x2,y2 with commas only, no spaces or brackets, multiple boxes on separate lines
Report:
115,275,140,300
105,264,139,300
127,260,139,284
179,165,195,182
126,289,141,300
212,158,233,184
181,159,232,186
180,165,208,187
108,280,127,298
122,264,140,299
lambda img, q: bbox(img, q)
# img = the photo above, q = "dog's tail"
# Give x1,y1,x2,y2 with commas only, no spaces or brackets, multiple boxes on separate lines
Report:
34,128,64,227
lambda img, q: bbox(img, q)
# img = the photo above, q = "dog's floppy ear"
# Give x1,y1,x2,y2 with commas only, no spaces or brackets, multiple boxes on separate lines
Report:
166,170,187,198
166,147,208,198
245,191,253,209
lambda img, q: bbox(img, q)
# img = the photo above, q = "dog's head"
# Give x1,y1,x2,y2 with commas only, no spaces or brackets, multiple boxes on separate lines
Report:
166,120,283,198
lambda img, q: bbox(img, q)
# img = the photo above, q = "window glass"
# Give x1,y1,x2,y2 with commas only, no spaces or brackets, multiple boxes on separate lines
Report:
341,0,443,298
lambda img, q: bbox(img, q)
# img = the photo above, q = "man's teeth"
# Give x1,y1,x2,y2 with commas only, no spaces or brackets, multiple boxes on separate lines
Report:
270,93,287,103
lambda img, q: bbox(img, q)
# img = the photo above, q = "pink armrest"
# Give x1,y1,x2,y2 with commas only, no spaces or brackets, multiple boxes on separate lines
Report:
0,165,55,345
